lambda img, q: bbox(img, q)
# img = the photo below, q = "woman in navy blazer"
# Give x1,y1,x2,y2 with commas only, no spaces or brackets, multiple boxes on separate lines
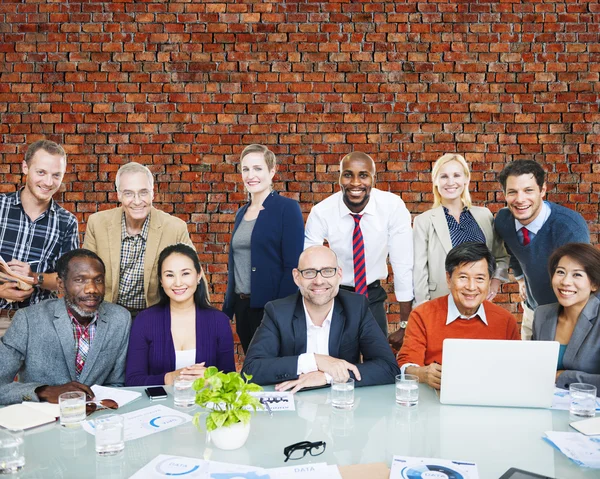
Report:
126,244,235,386
532,243,600,393
223,144,304,353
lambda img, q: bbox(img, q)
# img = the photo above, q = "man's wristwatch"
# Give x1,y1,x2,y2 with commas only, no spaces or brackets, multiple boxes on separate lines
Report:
36,273,44,286
399,320,408,329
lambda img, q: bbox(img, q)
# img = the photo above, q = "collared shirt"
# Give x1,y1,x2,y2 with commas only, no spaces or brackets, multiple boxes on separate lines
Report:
68,307,98,378
446,294,488,326
443,207,486,247
515,201,551,245
117,214,149,310
0,190,79,310
296,298,334,376
305,189,414,301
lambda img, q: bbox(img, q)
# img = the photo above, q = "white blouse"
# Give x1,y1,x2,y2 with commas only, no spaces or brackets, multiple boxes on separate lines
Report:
175,349,196,370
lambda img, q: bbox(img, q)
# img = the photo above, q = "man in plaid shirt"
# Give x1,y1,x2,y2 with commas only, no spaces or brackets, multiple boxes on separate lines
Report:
0,140,79,335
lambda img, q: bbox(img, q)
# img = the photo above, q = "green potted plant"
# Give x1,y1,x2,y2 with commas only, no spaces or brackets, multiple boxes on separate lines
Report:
192,366,263,450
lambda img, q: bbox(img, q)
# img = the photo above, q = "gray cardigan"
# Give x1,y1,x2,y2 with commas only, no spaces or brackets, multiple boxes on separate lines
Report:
533,295,600,392
0,299,130,405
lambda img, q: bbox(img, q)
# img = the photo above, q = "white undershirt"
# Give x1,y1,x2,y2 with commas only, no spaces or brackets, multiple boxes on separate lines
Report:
175,349,196,370
296,298,334,377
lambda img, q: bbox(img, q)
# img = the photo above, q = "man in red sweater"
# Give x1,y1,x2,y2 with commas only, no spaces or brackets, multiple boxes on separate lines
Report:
398,242,520,389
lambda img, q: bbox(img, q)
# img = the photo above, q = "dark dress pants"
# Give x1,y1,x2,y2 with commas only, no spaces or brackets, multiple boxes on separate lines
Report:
233,293,265,354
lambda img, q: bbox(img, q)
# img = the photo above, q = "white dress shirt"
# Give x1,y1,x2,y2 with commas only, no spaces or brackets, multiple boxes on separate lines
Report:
304,189,414,301
446,294,487,325
296,298,334,378
513,201,551,280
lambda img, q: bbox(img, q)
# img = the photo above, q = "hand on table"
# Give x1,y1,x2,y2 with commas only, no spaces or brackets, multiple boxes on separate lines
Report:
164,363,206,385
35,381,94,403
314,354,361,382
275,371,327,394
415,363,442,390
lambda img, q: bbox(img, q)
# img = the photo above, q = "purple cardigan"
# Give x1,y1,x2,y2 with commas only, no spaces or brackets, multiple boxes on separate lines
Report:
125,303,235,386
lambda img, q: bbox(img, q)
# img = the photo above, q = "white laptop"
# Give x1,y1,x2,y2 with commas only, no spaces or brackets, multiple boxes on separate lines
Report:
440,339,559,408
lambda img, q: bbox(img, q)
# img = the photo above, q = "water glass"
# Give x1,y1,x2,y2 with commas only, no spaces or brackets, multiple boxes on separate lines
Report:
570,383,597,418
331,378,354,409
0,429,24,475
396,374,419,407
173,376,196,407
95,414,125,456
59,391,86,427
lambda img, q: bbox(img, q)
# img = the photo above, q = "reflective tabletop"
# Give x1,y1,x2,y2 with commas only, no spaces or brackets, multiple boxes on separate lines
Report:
15,384,599,478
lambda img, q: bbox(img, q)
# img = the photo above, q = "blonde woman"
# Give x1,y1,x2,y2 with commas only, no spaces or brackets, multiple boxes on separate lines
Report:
413,154,509,305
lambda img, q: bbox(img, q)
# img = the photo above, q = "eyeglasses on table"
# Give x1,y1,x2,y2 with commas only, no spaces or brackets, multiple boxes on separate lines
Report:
283,440,326,462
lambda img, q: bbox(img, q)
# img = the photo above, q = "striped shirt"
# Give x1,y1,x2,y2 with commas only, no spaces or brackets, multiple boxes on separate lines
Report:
117,214,149,310
68,307,98,378
443,206,486,248
0,190,79,310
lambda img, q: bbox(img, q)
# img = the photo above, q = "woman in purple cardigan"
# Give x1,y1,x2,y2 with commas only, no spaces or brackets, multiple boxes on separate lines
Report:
125,244,235,386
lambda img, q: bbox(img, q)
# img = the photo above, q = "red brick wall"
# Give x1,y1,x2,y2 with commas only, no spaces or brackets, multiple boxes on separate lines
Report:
1,1,599,358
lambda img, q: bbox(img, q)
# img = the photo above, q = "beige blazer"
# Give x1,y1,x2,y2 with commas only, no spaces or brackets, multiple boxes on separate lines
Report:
413,205,509,306
83,206,194,307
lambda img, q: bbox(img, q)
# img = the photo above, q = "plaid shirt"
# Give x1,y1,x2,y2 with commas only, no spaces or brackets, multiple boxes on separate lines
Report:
0,190,79,310
117,213,149,310
68,307,98,378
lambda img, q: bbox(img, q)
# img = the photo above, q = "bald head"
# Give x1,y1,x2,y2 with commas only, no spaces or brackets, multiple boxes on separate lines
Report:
298,246,338,270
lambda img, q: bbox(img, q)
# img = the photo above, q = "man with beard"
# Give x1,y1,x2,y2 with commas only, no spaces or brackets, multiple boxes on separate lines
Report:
304,152,413,349
0,249,130,405
242,246,399,392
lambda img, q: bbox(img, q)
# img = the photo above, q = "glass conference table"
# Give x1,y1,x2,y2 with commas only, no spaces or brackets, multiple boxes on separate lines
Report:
15,383,598,478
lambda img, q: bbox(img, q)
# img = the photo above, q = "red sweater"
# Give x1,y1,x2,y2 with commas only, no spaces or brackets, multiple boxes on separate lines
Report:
398,295,520,367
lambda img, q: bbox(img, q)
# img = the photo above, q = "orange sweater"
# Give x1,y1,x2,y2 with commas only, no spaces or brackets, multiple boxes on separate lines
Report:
398,295,520,367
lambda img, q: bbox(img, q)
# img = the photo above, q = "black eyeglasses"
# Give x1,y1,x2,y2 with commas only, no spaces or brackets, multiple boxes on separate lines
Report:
297,268,337,279
283,441,326,462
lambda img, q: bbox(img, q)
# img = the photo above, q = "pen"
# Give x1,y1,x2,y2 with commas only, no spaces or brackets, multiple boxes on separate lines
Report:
261,398,273,418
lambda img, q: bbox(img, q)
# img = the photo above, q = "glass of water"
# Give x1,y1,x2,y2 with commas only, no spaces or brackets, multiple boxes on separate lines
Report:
570,383,597,418
59,391,86,427
173,376,196,407
95,414,125,456
396,374,419,407
331,378,354,409
0,428,24,474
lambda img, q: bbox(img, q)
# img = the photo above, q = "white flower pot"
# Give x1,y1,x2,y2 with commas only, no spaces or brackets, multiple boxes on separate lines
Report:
209,421,251,450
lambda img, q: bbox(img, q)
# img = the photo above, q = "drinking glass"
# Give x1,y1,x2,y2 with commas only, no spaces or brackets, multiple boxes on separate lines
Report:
59,391,86,427
0,429,24,475
94,415,125,456
173,376,196,407
331,378,354,409
570,383,597,418
395,374,419,407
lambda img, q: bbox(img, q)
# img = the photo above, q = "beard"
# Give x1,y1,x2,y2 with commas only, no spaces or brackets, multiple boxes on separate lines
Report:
65,296,102,319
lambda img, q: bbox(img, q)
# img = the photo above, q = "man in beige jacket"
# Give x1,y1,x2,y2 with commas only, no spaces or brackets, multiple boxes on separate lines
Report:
83,162,194,318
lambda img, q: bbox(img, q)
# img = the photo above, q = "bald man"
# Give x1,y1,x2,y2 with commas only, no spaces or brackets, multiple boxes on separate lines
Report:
242,246,399,393
304,152,413,349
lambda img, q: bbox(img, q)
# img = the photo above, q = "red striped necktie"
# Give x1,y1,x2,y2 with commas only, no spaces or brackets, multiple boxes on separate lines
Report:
522,227,531,246
351,214,368,297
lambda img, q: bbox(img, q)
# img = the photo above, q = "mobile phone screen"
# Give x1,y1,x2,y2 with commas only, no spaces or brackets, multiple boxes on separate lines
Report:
145,386,168,399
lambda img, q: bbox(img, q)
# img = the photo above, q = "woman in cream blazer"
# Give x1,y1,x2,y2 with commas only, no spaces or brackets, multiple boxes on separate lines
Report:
413,154,509,305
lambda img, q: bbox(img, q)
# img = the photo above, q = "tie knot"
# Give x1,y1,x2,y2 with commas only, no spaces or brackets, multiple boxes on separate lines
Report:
352,214,362,224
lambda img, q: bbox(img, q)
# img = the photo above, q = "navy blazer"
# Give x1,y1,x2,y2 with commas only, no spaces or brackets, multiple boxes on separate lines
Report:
242,289,400,386
223,191,304,316
533,295,600,392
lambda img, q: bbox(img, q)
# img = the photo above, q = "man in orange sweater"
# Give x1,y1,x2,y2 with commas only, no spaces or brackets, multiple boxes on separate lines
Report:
398,242,520,389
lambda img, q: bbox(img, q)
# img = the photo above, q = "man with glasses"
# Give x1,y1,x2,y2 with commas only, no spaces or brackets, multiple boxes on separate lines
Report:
83,162,195,319
242,246,400,393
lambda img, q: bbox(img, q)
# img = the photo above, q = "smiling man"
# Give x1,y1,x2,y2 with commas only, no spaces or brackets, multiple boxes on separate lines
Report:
494,160,590,339
397,242,520,390
242,246,400,392
83,162,195,319
304,152,413,348
0,140,79,335
0,249,130,405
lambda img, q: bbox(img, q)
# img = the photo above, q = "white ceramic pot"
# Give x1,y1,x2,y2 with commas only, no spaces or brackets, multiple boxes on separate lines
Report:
209,421,251,450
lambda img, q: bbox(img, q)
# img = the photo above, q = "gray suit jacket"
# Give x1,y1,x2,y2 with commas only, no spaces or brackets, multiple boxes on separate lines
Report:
533,295,600,391
413,205,509,305
242,289,400,386
0,299,131,405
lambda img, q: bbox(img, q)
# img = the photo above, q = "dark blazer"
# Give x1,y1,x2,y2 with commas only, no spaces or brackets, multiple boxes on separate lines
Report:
223,191,304,316
533,295,600,391
242,289,400,386
0,299,130,405
125,303,235,386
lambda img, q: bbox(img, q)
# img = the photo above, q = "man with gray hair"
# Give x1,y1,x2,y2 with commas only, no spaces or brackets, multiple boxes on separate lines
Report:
83,162,195,318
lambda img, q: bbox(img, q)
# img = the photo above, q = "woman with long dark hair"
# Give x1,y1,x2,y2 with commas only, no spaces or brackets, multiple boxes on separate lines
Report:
125,243,235,386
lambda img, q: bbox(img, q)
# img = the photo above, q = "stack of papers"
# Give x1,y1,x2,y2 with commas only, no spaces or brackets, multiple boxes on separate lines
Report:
544,431,600,468
91,385,141,407
0,402,59,430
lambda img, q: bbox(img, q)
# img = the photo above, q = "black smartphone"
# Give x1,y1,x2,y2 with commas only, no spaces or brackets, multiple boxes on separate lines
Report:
145,386,168,400
499,467,554,479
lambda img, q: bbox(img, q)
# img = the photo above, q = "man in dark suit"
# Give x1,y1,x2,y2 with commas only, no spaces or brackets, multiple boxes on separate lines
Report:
242,246,400,393
0,249,130,405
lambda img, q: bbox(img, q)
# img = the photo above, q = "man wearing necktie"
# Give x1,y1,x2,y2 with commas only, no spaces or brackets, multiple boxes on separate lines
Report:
494,160,590,340
304,152,413,349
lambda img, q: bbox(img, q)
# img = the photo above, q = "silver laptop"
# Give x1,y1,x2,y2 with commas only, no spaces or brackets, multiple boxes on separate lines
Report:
440,339,559,408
